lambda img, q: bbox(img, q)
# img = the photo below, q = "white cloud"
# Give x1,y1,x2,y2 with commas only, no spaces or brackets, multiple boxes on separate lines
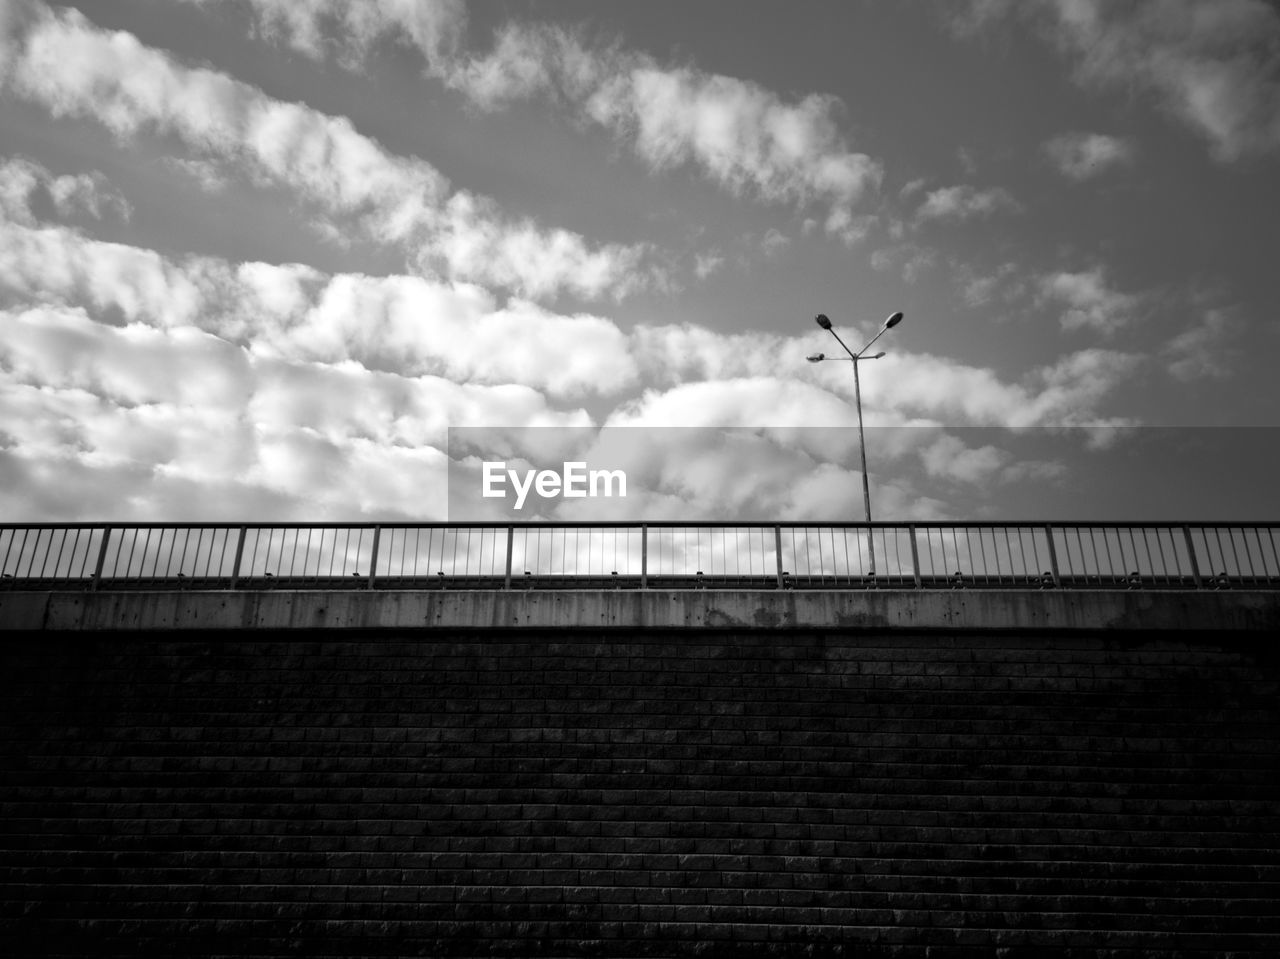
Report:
915,184,1020,223
956,260,1022,308
1163,307,1243,381
0,155,130,225
1044,131,1136,180
918,434,1011,485
176,1,885,245
197,0,467,69
0,216,640,397
2,2,653,300
870,243,937,284
958,0,1280,161
693,251,724,279
0,303,592,520
1036,267,1145,334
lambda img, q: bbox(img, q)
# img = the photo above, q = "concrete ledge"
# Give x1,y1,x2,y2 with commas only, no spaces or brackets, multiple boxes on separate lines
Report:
3,588,1280,631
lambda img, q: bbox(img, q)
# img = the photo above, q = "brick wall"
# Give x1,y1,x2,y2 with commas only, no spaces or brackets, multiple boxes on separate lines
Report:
2,629,1279,957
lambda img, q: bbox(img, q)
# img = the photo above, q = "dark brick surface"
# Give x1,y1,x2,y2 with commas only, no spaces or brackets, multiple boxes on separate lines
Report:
1,628,1279,957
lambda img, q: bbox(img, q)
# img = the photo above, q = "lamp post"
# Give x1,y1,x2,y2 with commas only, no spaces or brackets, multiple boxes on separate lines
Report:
807,310,904,575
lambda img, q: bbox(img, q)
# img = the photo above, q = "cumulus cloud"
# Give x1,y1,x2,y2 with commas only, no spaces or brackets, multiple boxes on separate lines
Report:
175,0,884,245
0,216,639,397
1036,267,1145,334
1163,307,1244,381
2,2,653,300
193,0,467,68
0,155,130,224
0,303,591,520
1044,131,1136,180
955,260,1023,308
915,184,1020,223
0,152,1144,520
955,0,1280,161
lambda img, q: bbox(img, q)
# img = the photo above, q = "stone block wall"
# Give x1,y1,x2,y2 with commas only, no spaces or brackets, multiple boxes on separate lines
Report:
2,629,1279,956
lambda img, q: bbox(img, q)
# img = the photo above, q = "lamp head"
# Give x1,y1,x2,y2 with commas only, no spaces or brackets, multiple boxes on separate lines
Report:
870,351,886,359
806,353,825,363
815,314,832,330
884,311,904,329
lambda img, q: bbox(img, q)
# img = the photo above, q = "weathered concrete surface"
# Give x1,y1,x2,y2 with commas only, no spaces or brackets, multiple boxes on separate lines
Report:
3,587,1279,631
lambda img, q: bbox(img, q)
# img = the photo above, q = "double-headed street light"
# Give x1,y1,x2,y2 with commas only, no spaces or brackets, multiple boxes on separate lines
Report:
807,310,904,573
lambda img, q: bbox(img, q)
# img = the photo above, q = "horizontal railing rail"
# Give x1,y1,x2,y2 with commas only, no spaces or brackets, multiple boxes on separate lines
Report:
2,522,1278,591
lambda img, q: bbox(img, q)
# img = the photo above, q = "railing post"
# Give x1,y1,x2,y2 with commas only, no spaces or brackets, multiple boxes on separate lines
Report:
774,526,784,589
91,526,112,592
504,526,514,590
1183,525,1203,589
641,525,648,590
230,526,247,588
909,525,921,589
367,525,381,589
1044,524,1060,587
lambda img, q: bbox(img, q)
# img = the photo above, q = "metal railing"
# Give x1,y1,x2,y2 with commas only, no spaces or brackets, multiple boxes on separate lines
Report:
2,523,1278,591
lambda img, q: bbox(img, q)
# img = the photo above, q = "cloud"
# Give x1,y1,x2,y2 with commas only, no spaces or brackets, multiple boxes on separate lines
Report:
693,251,724,279
0,303,591,520
956,0,1280,161
0,155,131,225
870,243,937,284
918,434,1011,484
194,0,467,69
955,260,1023,308
915,184,1020,223
1044,131,1136,180
0,155,1144,520
175,0,884,245
1036,267,1145,334
0,215,640,397
1163,307,1244,381
2,2,653,300
622,329,1141,430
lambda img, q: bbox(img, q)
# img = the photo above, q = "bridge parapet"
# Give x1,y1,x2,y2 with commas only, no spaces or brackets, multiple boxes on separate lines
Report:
4,521,1279,592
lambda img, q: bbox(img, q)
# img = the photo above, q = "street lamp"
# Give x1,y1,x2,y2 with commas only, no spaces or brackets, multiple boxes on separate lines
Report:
807,310,904,574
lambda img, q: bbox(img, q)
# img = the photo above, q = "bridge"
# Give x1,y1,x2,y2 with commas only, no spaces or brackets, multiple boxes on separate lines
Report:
2,521,1280,956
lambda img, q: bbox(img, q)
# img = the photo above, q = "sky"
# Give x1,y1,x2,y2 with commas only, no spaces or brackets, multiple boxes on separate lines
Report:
0,0,1278,523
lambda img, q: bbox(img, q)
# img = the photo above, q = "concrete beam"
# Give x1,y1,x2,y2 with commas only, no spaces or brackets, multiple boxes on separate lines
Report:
3,588,1279,631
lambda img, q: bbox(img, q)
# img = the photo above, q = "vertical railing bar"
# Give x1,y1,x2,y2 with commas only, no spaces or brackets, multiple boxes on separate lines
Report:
273,527,288,578
774,526,784,589
50,529,69,580
231,526,247,588
159,528,176,579
0,528,18,577
1250,527,1266,579
367,525,381,589
1241,527,1257,580
180,528,196,579
108,527,126,581
1182,526,1203,588
909,525,921,589
1045,525,1061,586
31,529,50,579
503,526,514,589
641,525,648,588
70,528,87,578
91,527,112,591
1228,527,1244,581
1154,528,1170,585
1139,527,1154,582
